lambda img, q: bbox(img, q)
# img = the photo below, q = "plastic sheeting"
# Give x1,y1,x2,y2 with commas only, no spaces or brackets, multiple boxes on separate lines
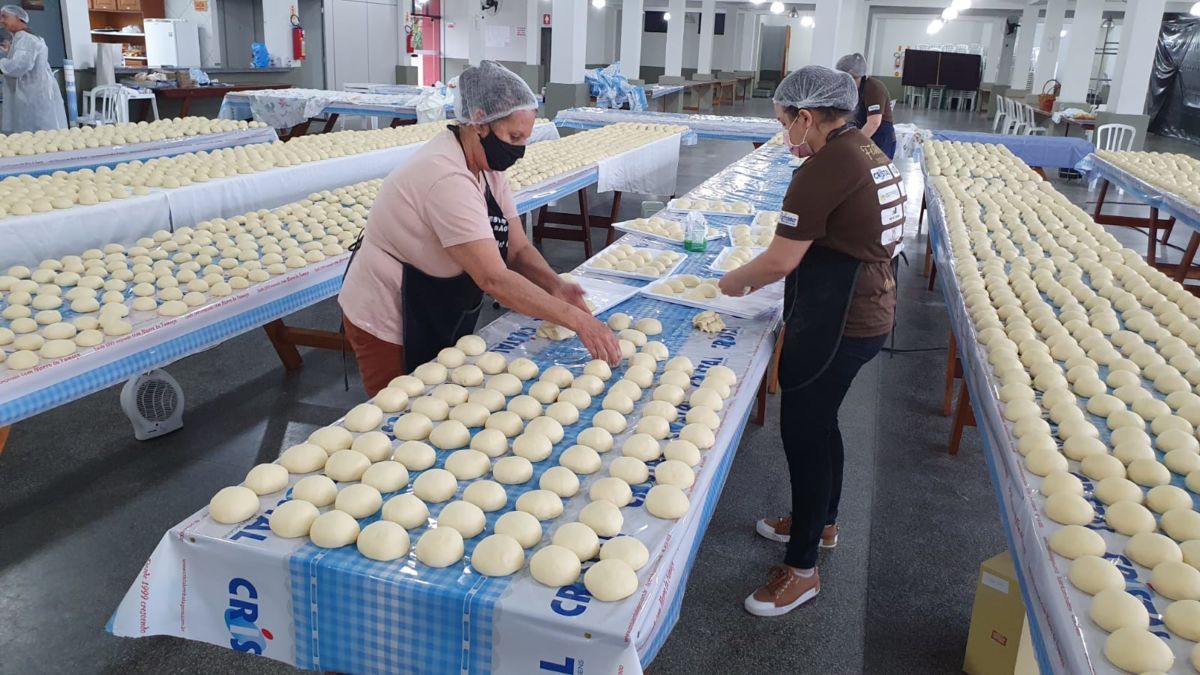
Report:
555,107,778,143
1075,152,1200,234
1148,16,1200,144
930,130,1095,169
218,88,455,127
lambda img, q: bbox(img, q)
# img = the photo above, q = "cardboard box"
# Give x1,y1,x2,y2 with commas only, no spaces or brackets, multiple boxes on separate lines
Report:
963,551,1040,675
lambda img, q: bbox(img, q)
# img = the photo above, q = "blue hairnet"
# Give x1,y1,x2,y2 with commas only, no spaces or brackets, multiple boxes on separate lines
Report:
1,4,28,22
835,53,868,79
454,60,539,125
773,65,858,112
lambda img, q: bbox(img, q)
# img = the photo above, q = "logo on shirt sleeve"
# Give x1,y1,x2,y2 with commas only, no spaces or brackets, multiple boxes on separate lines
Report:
877,183,902,205
867,104,882,113
882,223,904,246
881,204,905,227
887,164,901,178
778,211,799,228
870,166,892,184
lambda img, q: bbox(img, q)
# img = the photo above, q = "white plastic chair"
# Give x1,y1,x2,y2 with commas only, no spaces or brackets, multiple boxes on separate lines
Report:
904,86,925,108
1095,123,1136,151
125,89,160,121
1022,104,1048,135
78,85,159,125
1005,98,1026,134
992,95,1008,132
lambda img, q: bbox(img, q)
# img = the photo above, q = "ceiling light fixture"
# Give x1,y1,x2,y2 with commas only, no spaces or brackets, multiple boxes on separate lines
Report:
770,1,785,14
591,0,605,7
942,8,958,21
800,15,814,28
1192,1,1200,15
952,0,971,10
927,19,944,35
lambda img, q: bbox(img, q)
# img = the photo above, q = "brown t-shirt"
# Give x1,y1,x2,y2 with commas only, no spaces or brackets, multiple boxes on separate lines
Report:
775,127,905,337
861,77,893,123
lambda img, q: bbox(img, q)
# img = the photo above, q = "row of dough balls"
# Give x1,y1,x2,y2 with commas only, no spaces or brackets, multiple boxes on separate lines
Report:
0,117,264,156
0,122,447,217
731,224,775,248
712,246,761,272
648,275,724,301
0,181,378,371
923,140,1037,181
930,152,1200,672
505,123,688,192
587,244,683,277
1097,149,1200,207
671,198,753,214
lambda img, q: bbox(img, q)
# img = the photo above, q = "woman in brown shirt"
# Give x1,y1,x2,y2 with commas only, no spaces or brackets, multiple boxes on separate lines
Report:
719,65,904,617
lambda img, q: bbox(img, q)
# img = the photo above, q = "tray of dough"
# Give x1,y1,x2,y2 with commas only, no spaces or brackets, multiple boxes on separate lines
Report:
638,274,784,319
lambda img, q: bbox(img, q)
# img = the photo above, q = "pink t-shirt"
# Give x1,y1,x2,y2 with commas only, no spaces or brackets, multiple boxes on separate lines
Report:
338,129,518,344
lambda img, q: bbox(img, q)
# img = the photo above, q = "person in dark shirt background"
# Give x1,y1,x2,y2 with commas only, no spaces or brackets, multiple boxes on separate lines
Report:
836,53,897,159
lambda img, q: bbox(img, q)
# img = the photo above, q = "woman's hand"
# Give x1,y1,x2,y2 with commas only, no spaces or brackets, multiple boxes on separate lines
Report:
552,281,592,314
571,312,622,365
718,269,756,297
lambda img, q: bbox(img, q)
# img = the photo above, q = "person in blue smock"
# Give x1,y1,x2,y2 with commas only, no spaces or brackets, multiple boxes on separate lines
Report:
0,4,66,133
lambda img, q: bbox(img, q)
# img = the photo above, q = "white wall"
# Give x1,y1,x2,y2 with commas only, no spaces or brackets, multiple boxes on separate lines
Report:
327,0,399,88
869,15,989,76
166,0,220,67
759,13,815,72
443,0,529,62
640,10,738,71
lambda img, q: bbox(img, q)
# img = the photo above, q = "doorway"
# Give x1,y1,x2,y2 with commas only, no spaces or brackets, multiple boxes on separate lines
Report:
540,27,551,89
759,25,787,93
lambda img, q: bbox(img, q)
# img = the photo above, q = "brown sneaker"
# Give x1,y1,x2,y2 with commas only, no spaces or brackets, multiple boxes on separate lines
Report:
821,523,839,549
743,565,821,616
755,515,791,543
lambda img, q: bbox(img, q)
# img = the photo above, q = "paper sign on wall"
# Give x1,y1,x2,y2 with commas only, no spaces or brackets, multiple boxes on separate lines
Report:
542,13,551,26
194,0,207,10
516,26,525,37
485,25,510,48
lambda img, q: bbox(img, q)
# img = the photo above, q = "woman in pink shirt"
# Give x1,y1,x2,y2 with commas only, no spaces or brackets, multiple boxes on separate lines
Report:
339,61,620,395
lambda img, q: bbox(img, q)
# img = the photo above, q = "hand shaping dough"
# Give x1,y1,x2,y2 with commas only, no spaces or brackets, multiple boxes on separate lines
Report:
382,494,430,529
495,510,543,548
437,500,486,538
553,522,601,561
356,521,411,561
292,475,338,507
584,558,639,602
415,527,465,567
393,440,437,471
1090,588,1150,632
269,499,320,538
1103,628,1176,674
471,534,525,576
1049,525,1106,559
209,486,260,523
412,468,458,503
309,510,361,549
530,544,582,587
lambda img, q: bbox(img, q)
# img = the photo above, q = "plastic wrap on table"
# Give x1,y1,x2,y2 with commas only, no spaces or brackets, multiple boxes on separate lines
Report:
931,130,1095,170
555,107,779,143
1076,153,1200,234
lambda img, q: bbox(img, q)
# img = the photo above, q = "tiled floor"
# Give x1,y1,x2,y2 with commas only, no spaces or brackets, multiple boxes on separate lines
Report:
1,98,1195,675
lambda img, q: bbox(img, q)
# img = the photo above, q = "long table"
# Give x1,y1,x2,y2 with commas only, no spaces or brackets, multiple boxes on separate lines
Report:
931,130,1095,171
106,144,798,672
555,107,779,144
217,87,454,132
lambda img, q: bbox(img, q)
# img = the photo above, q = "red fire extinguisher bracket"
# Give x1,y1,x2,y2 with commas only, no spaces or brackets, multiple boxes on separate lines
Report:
290,8,306,61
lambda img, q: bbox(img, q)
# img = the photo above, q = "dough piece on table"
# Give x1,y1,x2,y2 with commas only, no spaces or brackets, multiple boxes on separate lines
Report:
456,334,487,356
429,420,471,450
1127,459,1171,487
622,433,662,462
1104,628,1176,674
679,423,715,449
525,416,565,444
392,440,437,471
468,388,507,413
477,352,508,375
1049,525,1106,559
1165,449,1200,476
309,425,354,453
292,475,338,507
686,406,721,431
540,466,580,497
600,536,650,571
495,510,543,548
1150,561,1200,600
1146,485,1193,514
361,461,410,493
603,392,634,414
1080,454,1126,481
1090,588,1150,633
468,428,509,458
1125,532,1183,569
507,394,543,420
693,310,725,333
269,500,321,538
209,486,260,524
584,359,613,381
1045,492,1095,526
635,318,662,336
1157,428,1200,454
507,358,539,380
335,483,383,518
592,409,628,434
589,477,634,507
471,534,525,576
447,402,489,429
536,321,576,341
244,463,289,495
607,313,632,330
1095,477,1145,506
573,374,606,396
493,456,534,484
389,374,427,397
1113,440,1156,466
584,558,639,602
553,522,601,561
325,449,371,482
432,383,469,406
445,448,491,480
529,381,561,405
412,362,448,385
1163,599,1200,641
451,364,485,388
357,521,411,561
664,439,702,467
373,387,410,413
645,484,690,519
512,432,552,462
635,416,671,440
654,459,696,489
437,347,466,368
279,442,328,474
485,411,525,438
609,456,650,485
411,396,450,422
438,500,486,538
576,427,614,453
351,431,394,462
39,339,77,359
530,544,582,587
415,527,465,567
1039,471,1084,497
413,468,459,503
546,401,580,426
516,489,564,521
309,510,361,549
560,444,602,474
1162,509,1200,543
382,494,430,529
463,480,508,512
643,400,680,422
1069,555,1126,595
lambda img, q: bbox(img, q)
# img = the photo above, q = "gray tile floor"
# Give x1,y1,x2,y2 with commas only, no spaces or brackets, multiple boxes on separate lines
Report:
1,99,1195,675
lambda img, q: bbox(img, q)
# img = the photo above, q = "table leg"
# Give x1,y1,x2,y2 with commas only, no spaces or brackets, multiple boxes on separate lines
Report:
263,319,349,371
0,424,10,456
1176,232,1200,284
578,189,594,259
754,376,767,426
606,191,622,246
927,258,938,292
1092,179,1110,222
321,113,341,134
1148,207,1161,264
179,95,192,117
767,324,784,395
947,380,975,456
533,205,549,247
942,330,958,417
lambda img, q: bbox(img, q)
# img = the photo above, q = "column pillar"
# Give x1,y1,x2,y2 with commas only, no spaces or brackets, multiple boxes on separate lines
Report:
521,0,541,91
738,11,758,72
620,0,644,83
468,12,486,66
1032,0,1067,98
697,0,716,76
1008,4,1040,95
1110,0,1164,115
546,0,589,118
985,18,1006,84
1058,0,1104,104
811,0,844,68
663,0,686,80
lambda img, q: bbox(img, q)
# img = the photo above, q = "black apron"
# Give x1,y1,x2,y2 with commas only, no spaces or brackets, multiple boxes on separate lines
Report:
776,126,864,391
400,125,509,369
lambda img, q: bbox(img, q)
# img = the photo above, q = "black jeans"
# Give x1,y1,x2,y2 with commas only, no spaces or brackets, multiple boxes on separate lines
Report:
781,333,887,569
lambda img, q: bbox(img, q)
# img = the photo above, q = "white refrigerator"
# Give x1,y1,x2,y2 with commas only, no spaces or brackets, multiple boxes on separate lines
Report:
144,19,201,69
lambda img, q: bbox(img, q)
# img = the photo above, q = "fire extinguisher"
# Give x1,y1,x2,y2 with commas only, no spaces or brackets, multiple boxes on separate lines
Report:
291,9,306,61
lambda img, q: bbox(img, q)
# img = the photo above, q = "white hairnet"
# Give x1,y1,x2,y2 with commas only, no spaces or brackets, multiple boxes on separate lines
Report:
454,60,539,125
1,4,28,22
773,65,858,112
835,53,868,79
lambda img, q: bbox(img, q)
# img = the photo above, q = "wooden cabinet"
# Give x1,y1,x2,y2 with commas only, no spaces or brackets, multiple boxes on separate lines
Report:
116,0,141,11
91,0,117,11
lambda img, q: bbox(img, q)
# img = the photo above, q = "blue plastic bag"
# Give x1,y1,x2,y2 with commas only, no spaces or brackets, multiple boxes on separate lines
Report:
250,43,270,68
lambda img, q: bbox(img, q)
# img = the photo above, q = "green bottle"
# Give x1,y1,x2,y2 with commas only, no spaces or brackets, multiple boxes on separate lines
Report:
683,213,708,252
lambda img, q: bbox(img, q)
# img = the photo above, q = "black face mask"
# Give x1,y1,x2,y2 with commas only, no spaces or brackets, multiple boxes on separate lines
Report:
480,130,525,171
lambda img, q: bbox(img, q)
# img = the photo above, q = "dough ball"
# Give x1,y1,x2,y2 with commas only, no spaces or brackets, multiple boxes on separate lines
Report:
539,466,580,497
553,521,601,561
292,475,338,507
471,534,525,576
1147,485,1193,514
679,423,716,449
451,364,485,387
584,558,639,602
269,499,320,538
1151,560,1200,600
309,510,361,549
1157,428,1200,454
589,476,633,507
622,433,662,462
607,313,632,330
382,493,430,529
361,461,410,493
279,442,328,474
654,459,695,489
584,359,612,381
39,339,76,359
1070,555,1126,595
1040,471,1084,497
493,456,534,484
244,463,289,495
1126,532,1182,569
444,448,491,480
356,520,411,561
373,387,410,413
600,536,649,571
645,484,689,519
469,428,509,458
576,502,621,540
1090,588,1150,632
573,374,605,397
1045,492,1095,526
74,329,104,348
526,416,565,444
1165,449,1200,475
507,394,543,421
393,410,436,441
463,480,508,512
388,374,427,397
325,449,371,482
432,383,470,406
546,401,579,426
576,427,614,453
529,381,561,404
477,352,508,375
510,433,551,463
469,388,507,413
592,409,628,434
1025,448,1068,476
1104,627,1176,674
437,347,466,368
485,411,525,439
1183,540,1200,569
1127,459,1171,487
309,425,353,453
516,489,564,520
335,483,383,518
635,318,662,336
430,420,471,450
559,444,602,474
1049,525,1106,559
652,384,686,407
1161,508,1200,542
495,510,543,548
686,406,721,431
1163,599,1200,640
392,440,437,471
530,544,582,587
412,362,448,385
209,486,260,523
507,357,539,380
609,456,650,485
438,500,486,538
411,396,450,422
456,334,487,356
412,468,459,503
415,527,465,567
602,392,634,414
351,431,394,462
541,365,574,387
634,416,670,440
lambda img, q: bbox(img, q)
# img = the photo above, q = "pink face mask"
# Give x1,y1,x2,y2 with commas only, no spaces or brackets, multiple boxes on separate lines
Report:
786,115,813,158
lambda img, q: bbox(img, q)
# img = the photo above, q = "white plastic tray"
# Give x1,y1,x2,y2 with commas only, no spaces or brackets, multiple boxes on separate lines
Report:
611,219,725,247
637,274,784,319
751,211,782,228
708,245,766,275
729,224,777,248
666,198,755,217
565,274,642,315
581,245,687,281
